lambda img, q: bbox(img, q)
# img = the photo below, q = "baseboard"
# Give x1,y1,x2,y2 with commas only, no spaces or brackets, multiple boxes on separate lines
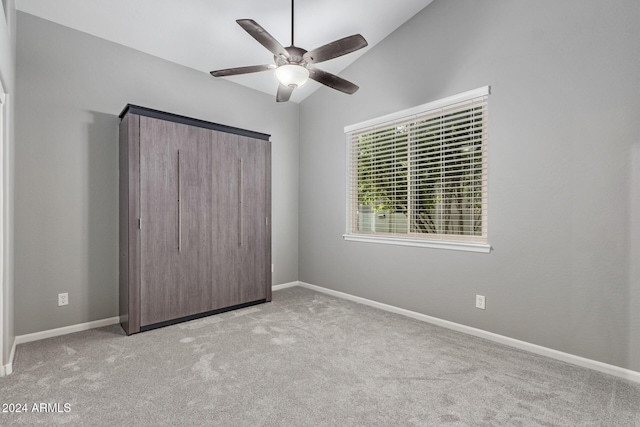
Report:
272,281,300,291
7,338,15,375
295,281,640,384
15,317,120,346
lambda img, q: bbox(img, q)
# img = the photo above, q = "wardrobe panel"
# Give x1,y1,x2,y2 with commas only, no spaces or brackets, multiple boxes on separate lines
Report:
139,117,212,326
177,128,214,321
264,140,272,302
139,116,181,325
237,136,269,304
210,131,242,309
119,114,141,335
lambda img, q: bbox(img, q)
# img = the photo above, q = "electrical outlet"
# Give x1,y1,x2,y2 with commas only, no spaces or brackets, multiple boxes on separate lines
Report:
58,293,69,306
475,295,485,310
271,264,274,273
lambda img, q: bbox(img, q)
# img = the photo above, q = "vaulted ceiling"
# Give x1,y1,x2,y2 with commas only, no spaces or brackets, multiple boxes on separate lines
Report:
16,0,433,103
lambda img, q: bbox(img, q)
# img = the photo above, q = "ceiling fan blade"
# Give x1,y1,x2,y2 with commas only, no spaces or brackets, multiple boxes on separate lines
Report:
276,84,294,102
236,19,290,58
303,34,368,64
210,64,275,77
308,68,359,94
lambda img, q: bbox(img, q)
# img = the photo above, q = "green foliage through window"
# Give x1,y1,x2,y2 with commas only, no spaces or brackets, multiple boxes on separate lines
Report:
350,97,487,242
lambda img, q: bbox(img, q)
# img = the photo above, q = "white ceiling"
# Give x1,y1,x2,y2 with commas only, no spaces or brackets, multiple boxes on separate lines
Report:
16,0,433,103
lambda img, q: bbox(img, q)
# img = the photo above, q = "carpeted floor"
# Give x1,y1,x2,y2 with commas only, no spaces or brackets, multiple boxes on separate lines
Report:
1,286,639,426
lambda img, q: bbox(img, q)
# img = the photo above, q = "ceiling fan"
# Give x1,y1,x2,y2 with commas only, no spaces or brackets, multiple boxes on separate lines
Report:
210,0,368,102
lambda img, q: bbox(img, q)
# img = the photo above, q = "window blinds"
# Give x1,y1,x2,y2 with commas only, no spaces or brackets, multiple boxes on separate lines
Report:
345,87,489,244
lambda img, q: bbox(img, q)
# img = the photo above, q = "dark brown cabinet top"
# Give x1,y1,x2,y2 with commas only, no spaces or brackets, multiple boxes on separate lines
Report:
119,104,270,141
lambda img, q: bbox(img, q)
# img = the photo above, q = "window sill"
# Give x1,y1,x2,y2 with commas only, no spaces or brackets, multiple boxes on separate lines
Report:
342,234,491,253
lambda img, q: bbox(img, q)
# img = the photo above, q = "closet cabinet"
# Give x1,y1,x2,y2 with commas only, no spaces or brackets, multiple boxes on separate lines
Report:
119,105,271,335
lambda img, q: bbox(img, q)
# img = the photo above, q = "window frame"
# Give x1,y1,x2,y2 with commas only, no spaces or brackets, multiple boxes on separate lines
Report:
343,86,491,253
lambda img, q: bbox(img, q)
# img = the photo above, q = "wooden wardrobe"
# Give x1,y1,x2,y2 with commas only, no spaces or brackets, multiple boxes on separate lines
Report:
119,105,271,335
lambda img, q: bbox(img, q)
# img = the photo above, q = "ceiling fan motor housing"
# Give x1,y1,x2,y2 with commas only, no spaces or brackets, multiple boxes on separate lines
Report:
276,46,309,67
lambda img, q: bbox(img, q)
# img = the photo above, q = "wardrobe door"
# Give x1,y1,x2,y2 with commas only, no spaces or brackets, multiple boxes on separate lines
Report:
139,116,212,326
210,133,268,309
176,128,213,321
237,136,269,303
210,131,242,309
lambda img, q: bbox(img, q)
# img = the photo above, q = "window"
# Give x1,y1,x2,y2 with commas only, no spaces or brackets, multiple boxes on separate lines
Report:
344,87,490,253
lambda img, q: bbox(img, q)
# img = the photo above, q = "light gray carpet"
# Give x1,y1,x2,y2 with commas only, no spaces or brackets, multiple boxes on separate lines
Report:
1,287,639,426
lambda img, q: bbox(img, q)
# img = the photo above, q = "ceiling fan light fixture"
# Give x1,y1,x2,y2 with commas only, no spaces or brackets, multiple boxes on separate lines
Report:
209,0,367,102
275,64,309,88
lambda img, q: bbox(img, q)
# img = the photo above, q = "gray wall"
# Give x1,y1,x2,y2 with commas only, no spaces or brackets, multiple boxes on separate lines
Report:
15,12,299,335
0,0,15,367
299,0,640,371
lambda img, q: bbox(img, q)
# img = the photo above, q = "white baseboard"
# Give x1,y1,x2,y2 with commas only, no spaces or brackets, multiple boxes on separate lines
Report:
272,281,300,291
15,317,120,346
7,338,15,375
294,281,640,384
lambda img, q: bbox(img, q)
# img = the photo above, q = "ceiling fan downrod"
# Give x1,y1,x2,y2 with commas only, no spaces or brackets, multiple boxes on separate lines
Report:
291,0,295,47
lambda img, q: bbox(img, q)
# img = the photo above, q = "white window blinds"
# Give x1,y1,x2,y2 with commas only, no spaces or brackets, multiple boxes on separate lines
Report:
345,87,489,250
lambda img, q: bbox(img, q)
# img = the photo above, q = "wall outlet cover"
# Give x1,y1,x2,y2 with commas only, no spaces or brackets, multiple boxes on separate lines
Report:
58,293,69,306
476,295,485,310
